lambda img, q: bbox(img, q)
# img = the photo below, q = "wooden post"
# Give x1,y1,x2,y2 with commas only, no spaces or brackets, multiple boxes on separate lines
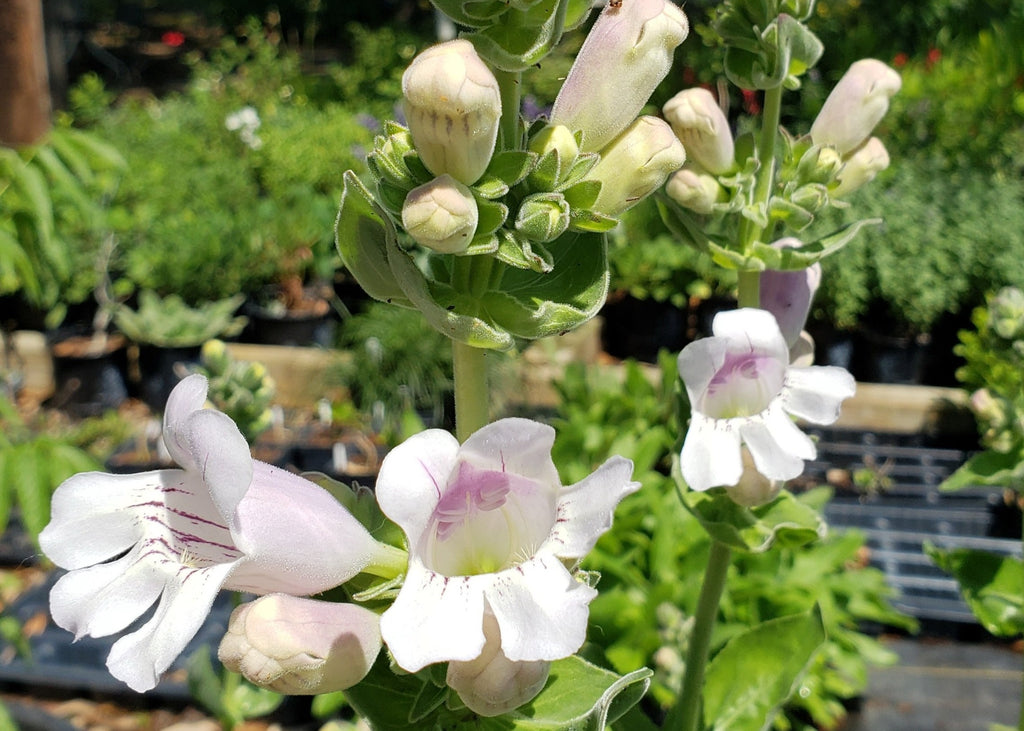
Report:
0,0,52,146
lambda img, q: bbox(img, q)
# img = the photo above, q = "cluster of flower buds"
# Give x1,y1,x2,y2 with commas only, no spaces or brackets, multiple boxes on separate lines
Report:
662,87,734,215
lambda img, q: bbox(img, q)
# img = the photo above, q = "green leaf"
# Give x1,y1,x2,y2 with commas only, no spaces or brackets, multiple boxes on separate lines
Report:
465,0,571,72
474,174,511,200
483,231,609,340
676,471,826,553
476,199,511,237
187,645,228,719
941,448,1024,492
703,607,827,731
750,217,883,270
925,544,1024,637
486,150,537,187
563,180,601,210
335,171,411,306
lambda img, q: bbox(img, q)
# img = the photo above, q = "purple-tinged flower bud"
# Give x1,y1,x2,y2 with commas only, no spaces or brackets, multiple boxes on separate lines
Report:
665,167,724,215
832,137,889,197
446,612,550,717
402,174,479,254
810,59,901,155
402,39,501,185
588,116,686,216
662,88,735,174
550,0,689,152
218,594,382,695
760,237,821,350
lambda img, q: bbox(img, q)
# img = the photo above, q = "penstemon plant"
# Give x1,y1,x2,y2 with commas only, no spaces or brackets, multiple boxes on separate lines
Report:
36,0,925,729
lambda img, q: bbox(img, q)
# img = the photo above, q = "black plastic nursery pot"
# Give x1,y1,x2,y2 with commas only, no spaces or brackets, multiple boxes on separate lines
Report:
133,344,202,412
48,331,129,417
600,293,691,363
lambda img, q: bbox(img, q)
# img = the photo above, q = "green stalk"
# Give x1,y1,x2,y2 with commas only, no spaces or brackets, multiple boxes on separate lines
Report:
494,68,523,150
453,339,490,442
737,269,761,309
665,540,733,731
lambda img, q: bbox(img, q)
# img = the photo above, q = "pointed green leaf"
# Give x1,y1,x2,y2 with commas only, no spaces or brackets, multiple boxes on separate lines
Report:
563,180,601,210
465,0,570,72
925,544,1024,637
335,171,411,306
703,607,827,731
486,150,537,187
473,174,511,200
941,448,1024,493
476,199,510,237
750,217,883,270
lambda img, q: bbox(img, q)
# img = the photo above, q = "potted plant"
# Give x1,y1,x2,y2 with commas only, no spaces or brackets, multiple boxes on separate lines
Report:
112,291,247,410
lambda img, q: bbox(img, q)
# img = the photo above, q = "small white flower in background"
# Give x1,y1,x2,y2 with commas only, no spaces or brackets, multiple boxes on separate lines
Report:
402,39,501,185
218,594,382,694
40,374,389,692
550,0,689,152
677,308,855,493
375,418,639,716
663,87,735,175
225,106,263,150
810,59,901,156
402,174,480,254
587,115,686,217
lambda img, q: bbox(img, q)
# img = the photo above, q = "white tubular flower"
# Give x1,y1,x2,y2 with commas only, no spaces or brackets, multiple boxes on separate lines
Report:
759,237,822,350
677,309,855,492
218,594,382,695
832,136,890,197
446,611,550,717
402,174,479,254
810,59,901,155
588,116,686,217
550,0,689,152
376,418,639,711
665,166,725,215
39,374,386,693
402,39,501,185
662,88,735,174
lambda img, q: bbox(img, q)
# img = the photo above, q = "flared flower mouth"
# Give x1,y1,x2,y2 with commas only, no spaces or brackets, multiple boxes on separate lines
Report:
701,350,787,418
425,461,555,576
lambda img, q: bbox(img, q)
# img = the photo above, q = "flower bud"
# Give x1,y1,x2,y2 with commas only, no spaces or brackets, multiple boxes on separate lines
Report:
832,137,889,197
402,39,501,184
760,237,821,349
515,193,571,242
550,0,689,152
588,116,686,216
729,448,783,507
402,174,479,254
528,124,581,186
810,59,901,155
796,144,843,186
218,594,382,695
790,183,828,211
665,167,724,215
662,88,734,174
446,612,550,717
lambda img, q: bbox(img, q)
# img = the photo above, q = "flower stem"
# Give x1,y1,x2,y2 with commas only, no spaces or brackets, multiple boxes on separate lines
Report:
667,539,733,731
736,269,760,309
453,339,489,442
494,68,523,151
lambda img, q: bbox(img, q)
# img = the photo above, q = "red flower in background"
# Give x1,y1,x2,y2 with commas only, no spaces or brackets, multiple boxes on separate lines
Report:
926,47,942,69
893,52,909,68
741,88,761,115
161,31,186,48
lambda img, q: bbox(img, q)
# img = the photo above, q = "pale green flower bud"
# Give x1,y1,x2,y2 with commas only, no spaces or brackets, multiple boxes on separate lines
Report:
832,137,889,197
810,59,901,155
662,88,734,174
446,612,550,717
529,124,580,163
665,167,724,215
790,183,828,211
588,116,686,216
515,193,571,242
402,174,479,254
796,144,843,186
218,594,382,695
402,39,501,184
550,0,689,152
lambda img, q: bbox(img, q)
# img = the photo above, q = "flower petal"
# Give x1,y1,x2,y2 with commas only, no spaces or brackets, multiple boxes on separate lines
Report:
227,462,379,595
460,418,560,491
740,408,815,482
41,470,175,569
677,336,729,408
484,554,595,662
182,408,253,525
680,414,743,491
161,374,210,470
380,560,487,672
376,429,460,548
783,366,856,424
49,546,166,639
712,308,790,364
544,456,639,559
105,561,235,692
